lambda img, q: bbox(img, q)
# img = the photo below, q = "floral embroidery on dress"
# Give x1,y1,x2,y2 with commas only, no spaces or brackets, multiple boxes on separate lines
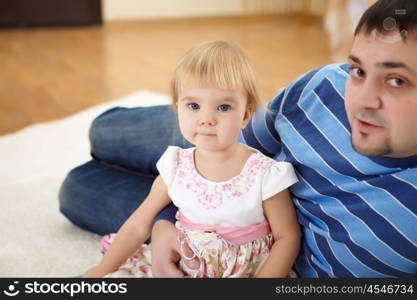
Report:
175,148,276,210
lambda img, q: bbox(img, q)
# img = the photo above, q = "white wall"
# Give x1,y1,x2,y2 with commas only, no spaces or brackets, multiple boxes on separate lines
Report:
103,0,242,21
103,0,329,21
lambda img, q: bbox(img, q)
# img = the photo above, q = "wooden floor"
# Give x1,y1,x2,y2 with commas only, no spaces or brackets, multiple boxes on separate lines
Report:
0,14,333,135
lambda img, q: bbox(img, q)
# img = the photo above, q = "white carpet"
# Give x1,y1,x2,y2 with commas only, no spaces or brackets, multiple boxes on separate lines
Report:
0,91,170,277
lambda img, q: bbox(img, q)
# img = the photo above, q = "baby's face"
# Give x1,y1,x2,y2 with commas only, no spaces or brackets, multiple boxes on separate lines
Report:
177,85,251,152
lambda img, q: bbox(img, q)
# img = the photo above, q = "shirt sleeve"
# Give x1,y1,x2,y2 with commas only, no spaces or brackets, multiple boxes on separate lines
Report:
156,145,180,188
238,94,285,158
261,162,298,201
153,146,181,224
238,65,327,159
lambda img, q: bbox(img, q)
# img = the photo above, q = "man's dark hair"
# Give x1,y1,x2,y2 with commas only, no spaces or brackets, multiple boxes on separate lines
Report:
354,0,417,38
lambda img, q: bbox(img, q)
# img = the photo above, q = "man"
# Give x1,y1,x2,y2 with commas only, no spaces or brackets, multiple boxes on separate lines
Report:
59,0,417,277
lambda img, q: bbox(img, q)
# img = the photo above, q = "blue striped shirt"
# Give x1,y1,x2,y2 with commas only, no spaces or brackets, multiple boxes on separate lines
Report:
239,63,417,278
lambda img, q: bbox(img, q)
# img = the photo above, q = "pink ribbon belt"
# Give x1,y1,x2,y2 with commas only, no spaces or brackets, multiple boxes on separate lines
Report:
178,212,271,246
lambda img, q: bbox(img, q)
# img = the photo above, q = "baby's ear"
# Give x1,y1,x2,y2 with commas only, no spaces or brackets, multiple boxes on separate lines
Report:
242,104,253,128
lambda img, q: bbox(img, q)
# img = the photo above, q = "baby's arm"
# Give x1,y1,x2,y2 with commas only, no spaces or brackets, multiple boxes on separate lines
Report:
84,175,171,277
256,188,300,278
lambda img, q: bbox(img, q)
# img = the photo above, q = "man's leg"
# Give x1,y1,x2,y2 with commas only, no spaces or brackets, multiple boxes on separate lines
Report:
89,105,191,174
59,105,192,235
59,160,156,235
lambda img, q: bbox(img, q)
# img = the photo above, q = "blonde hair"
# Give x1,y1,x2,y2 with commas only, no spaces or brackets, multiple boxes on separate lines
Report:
170,40,262,112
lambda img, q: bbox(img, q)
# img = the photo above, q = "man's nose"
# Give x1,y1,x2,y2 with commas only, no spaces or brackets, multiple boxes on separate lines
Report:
355,79,382,110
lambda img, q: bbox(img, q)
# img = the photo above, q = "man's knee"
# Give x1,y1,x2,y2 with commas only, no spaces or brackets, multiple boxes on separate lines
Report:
58,161,118,235
88,105,177,173
89,105,175,153
58,160,155,235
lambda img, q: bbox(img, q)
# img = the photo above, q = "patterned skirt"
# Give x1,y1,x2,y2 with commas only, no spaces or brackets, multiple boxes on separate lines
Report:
102,222,275,278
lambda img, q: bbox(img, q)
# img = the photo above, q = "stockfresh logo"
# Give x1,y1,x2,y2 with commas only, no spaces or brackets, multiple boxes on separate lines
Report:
3,281,20,297
374,9,408,43
2,280,128,298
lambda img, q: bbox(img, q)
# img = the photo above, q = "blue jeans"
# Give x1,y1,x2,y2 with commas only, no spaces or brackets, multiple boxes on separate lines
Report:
58,105,192,235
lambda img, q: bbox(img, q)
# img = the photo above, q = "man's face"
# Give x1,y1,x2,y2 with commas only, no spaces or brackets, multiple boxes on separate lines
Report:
345,30,417,158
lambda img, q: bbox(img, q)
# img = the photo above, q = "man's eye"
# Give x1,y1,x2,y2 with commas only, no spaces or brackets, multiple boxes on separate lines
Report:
217,104,231,112
187,103,200,110
349,66,365,79
387,77,406,88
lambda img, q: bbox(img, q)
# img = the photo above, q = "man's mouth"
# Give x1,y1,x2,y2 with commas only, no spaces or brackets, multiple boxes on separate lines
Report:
356,118,382,132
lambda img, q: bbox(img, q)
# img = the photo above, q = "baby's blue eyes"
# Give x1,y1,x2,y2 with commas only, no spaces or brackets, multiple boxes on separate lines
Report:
217,104,231,112
188,103,200,110
187,103,232,112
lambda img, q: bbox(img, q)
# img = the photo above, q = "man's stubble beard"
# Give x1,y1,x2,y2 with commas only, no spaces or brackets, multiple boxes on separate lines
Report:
351,131,392,157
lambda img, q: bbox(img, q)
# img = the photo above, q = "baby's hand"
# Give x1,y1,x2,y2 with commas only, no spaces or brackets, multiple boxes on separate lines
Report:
83,266,107,278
